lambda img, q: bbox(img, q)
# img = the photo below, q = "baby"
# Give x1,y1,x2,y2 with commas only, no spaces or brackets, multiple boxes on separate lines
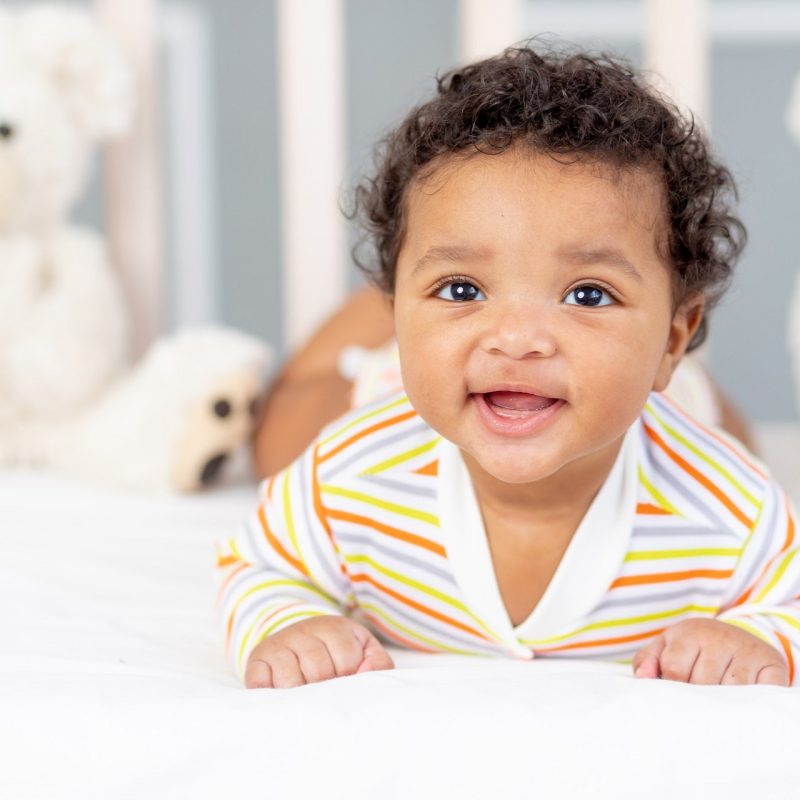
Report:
217,45,799,689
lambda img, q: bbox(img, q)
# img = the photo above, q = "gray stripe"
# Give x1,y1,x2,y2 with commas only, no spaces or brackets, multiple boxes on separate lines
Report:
318,422,432,482
594,585,725,612
719,481,778,605
630,524,738,540
335,530,455,585
353,585,502,656
357,472,437,499
643,436,732,532
652,396,763,496
298,449,347,593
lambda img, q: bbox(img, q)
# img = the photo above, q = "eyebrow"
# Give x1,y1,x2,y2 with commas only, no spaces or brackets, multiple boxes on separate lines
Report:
557,247,644,282
413,245,492,274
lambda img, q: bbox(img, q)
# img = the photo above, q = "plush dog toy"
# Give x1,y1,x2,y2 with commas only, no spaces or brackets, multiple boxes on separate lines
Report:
0,4,271,491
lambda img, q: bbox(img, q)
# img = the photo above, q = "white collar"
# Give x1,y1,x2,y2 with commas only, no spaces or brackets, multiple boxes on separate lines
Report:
437,421,640,653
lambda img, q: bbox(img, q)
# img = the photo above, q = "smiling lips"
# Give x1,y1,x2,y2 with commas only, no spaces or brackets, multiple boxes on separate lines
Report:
472,389,564,436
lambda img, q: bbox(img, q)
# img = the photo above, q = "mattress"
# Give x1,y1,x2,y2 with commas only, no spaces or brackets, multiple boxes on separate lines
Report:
2,468,799,800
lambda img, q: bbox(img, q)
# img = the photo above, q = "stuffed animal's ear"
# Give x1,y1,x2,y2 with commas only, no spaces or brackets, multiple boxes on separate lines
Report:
18,4,135,141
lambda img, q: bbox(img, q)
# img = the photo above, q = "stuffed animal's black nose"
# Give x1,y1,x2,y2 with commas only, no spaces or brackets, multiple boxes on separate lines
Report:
213,399,231,418
200,453,228,485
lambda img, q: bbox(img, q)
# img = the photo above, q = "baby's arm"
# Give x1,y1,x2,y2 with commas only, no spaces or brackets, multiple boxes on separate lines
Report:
252,286,394,478
215,445,393,688
633,483,799,686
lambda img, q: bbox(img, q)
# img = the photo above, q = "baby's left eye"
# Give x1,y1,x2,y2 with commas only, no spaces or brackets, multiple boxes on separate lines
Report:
564,285,614,307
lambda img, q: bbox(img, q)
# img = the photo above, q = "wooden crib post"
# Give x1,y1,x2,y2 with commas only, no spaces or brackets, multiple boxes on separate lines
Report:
95,0,164,358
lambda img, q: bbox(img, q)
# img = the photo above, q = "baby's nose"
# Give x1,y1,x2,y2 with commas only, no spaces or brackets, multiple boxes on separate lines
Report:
481,303,558,359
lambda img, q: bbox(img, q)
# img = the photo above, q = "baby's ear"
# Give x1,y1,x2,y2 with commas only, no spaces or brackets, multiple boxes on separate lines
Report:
653,295,706,392
19,4,135,141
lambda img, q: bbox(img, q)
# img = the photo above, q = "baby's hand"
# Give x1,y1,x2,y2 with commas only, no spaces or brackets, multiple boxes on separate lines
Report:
632,618,789,686
244,615,394,689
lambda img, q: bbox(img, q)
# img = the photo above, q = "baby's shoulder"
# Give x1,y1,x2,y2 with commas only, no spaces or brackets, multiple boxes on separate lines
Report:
312,391,441,480
636,393,774,536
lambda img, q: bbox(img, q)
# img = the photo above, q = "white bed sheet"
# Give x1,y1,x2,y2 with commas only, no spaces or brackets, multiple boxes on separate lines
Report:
2,469,800,800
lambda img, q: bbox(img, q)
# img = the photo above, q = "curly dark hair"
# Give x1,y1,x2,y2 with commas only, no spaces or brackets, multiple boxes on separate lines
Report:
351,43,745,351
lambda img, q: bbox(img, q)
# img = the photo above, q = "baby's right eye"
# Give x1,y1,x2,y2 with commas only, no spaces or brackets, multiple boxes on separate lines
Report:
435,281,485,302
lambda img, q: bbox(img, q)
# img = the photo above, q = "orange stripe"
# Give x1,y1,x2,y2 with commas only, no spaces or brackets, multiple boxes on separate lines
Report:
782,495,796,552
216,561,249,608
251,601,304,641
317,409,418,464
312,444,347,577
216,554,238,568
658,394,768,480
644,422,753,528
776,631,795,685
611,568,733,589
326,507,446,557
535,627,667,653
731,505,795,606
363,611,438,653
731,585,755,607
258,505,309,577
636,502,671,515
352,572,491,642
267,475,276,502
414,460,439,477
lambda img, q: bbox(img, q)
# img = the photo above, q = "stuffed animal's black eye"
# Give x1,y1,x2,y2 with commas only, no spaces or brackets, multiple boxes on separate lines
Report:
0,123,14,140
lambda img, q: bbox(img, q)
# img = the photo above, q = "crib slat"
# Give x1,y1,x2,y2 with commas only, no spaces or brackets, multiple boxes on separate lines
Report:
95,0,164,357
276,0,348,353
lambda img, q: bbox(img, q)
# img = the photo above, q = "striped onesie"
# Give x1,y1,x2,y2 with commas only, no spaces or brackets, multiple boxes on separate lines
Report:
216,391,800,685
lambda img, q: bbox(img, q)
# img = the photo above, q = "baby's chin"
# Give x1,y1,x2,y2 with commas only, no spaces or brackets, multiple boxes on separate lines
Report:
461,444,561,486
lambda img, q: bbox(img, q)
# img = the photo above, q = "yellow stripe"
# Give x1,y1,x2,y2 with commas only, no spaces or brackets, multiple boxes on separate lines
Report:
719,617,773,646
360,602,482,656
319,395,409,447
766,611,800,633
229,537,245,562
344,552,500,640
237,578,336,607
321,484,439,526
361,437,440,476
638,465,681,515
753,549,798,604
282,466,304,565
521,604,717,646
624,548,740,561
646,403,760,508
238,608,328,666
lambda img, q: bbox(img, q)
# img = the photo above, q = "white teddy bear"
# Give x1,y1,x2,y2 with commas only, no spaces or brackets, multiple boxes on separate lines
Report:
0,4,271,491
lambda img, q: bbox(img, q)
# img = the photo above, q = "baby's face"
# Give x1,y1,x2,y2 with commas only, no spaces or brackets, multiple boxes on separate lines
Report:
392,148,701,487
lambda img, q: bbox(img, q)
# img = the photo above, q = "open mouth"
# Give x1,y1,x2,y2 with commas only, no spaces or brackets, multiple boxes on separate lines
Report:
484,391,559,416
472,390,564,436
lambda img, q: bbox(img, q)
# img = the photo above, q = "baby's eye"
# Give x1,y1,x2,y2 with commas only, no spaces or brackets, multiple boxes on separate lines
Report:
435,281,486,302
564,285,614,307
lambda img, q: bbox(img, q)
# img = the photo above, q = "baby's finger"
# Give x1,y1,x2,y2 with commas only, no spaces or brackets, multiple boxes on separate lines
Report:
322,628,371,677
244,658,274,689
295,635,337,684
658,638,700,683
720,657,758,686
687,648,731,685
755,663,790,687
355,631,394,674
632,635,665,679
267,647,306,688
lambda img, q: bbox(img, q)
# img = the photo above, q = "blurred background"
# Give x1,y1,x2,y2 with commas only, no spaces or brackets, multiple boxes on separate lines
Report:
8,0,800,449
